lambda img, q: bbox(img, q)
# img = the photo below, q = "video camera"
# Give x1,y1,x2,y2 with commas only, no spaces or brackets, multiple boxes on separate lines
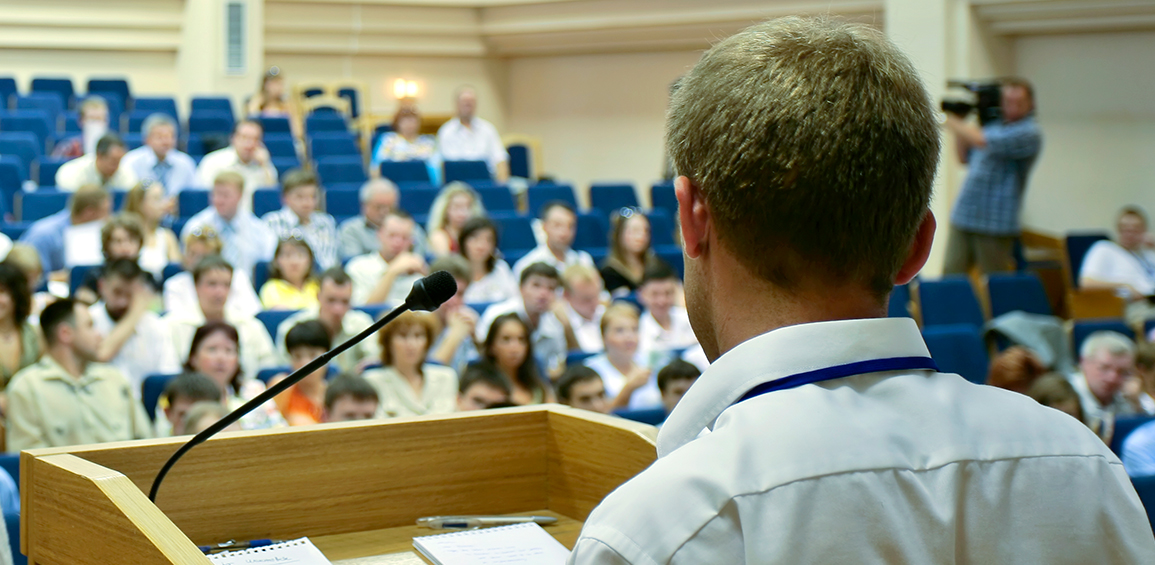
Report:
941,80,1002,126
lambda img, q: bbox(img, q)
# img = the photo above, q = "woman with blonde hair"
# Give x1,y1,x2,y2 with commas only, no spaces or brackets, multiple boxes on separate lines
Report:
426,182,486,257
162,226,261,318
123,181,181,279
362,311,458,418
584,302,660,410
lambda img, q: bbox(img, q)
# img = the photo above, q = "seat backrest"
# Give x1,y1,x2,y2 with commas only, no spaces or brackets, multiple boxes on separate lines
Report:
1065,232,1111,288
612,407,668,426
0,110,53,152
590,182,640,215
270,156,301,177
476,186,516,212
1111,416,1155,455
1131,475,1155,535
309,133,360,159
918,276,985,328
188,111,235,135
922,324,990,384
86,78,131,106
0,157,24,217
162,263,184,283
443,160,492,184
255,309,301,341
141,373,178,422
325,188,360,218
190,96,235,121
253,188,283,217
379,160,431,184
494,216,537,253
1072,318,1135,358
507,143,531,179
305,113,348,134
69,264,101,297
263,134,297,159
21,190,69,222
30,77,75,109
0,78,16,109
527,184,577,215
258,116,292,135
397,186,438,217
646,208,676,247
650,181,677,212
316,156,367,186
178,189,210,219
987,272,1053,318
889,283,913,318
0,131,42,173
36,156,68,187
575,212,609,250
133,97,179,120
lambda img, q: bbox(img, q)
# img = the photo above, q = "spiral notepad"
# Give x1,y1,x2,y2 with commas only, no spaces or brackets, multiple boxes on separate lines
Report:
208,537,332,564
412,522,569,565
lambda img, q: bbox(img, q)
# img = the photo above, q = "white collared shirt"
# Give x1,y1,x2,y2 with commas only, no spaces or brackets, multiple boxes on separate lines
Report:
512,245,594,280
1080,240,1155,299
584,353,660,410
179,208,277,279
570,317,1155,564
162,270,261,319
637,306,698,365
566,302,604,353
194,147,278,213
120,146,198,196
346,252,423,307
1069,371,1140,434
436,116,509,172
55,154,138,191
89,302,181,396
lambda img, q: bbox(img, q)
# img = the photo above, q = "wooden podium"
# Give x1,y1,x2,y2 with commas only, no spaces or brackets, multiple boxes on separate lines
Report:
18,405,657,564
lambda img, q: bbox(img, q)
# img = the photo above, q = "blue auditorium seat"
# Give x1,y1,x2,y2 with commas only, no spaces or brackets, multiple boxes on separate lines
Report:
188,112,235,136
122,110,180,137
6,510,24,565
0,156,26,218
918,276,985,328
1132,475,1155,535
336,87,361,118
20,191,68,222
252,188,283,217
494,215,537,254
889,283,913,318
0,111,53,153
14,93,63,127
69,264,100,297
257,366,291,385
1065,232,1111,288
0,78,16,108
922,324,989,385
141,373,179,422
184,133,205,158
271,156,300,178
1072,319,1134,358
162,263,184,283
650,181,676,212
305,113,348,135
590,182,640,215
316,156,367,186
613,407,668,426
325,188,360,218
476,186,516,213
507,143,532,179
264,134,297,159
1112,416,1155,455
258,116,292,135
30,77,75,110
86,78,131,107
133,97,179,120
575,212,609,250
646,209,676,247
309,133,359,159
178,189,210,218
987,272,1053,318
398,186,439,217
0,454,18,491
190,96,234,121
0,132,42,184
527,184,577,215
443,160,491,184
88,91,124,128
380,161,431,185
256,310,301,341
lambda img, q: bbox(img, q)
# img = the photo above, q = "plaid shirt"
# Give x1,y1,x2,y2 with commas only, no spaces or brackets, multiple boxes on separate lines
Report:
950,116,1042,236
261,208,340,269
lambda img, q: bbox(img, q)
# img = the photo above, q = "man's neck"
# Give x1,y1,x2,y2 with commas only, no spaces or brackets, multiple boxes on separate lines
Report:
201,307,225,322
217,210,236,223
153,149,167,162
459,116,473,128
651,308,672,328
607,350,634,373
546,243,568,262
235,148,252,165
49,348,85,379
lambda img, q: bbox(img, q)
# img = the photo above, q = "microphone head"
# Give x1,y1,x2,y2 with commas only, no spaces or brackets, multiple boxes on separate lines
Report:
406,271,458,312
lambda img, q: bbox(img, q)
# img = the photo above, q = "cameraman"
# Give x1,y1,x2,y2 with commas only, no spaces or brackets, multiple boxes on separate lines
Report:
943,78,1042,275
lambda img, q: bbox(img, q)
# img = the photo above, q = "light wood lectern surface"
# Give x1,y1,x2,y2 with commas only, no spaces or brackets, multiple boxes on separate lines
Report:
18,405,658,564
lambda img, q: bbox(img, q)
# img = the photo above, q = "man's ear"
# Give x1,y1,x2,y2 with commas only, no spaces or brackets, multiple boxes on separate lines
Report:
895,211,936,285
675,176,710,259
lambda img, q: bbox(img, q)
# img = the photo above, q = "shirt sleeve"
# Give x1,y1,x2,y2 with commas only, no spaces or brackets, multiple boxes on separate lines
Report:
55,159,80,191
568,537,639,565
347,259,375,306
1079,242,1116,285
5,377,46,452
983,120,1042,160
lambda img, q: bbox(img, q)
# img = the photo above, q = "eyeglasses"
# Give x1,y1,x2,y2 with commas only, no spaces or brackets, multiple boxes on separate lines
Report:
281,230,306,242
188,226,220,240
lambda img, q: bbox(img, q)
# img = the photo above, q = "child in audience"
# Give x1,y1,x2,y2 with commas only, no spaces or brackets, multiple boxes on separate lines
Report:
557,365,610,414
1027,373,1087,424
637,261,698,366
271,320,331,425
477,313,555,405
427,182,486,257
458,217,518,304
657,359,700,415
259,237,320,310
182,321,285,431
584,303,659,411
161,371,223,436
123,181,181,280
182,401,240,435
601,208,663,297
362,311,458,418
457,364,512,411
322,374,380,423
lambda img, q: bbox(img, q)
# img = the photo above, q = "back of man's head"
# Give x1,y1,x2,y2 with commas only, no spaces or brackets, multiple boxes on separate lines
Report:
667,17,939,298
69,186,111,220
430,255,470,283
520,262,560,287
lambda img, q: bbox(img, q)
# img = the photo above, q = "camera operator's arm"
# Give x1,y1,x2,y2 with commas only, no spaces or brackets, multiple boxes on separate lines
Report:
945,114,986,150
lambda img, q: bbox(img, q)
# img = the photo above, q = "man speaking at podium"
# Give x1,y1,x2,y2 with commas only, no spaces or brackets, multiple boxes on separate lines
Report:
569,17,1155,564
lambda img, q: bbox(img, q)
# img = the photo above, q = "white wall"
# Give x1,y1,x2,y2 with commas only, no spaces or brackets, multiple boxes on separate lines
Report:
1016,31,1155,235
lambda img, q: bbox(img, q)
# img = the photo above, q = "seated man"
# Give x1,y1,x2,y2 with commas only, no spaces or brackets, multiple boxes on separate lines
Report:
161,371,224,437
512,201,594,279
194,119,278,212
261,168,339,269
272,320,331,426
322,374,380,423
657,359,701,416
427,256,479,375
164,255,278,378
1080,206,1155,325
52,96,109,159
56,133,138,191
274,268,379,374
437,86,510,182
347,209,427,306
120,113,198,197
164,224,262,319
1068,331,1143,438
338,179,430,261
20,186,111,277
180,171,277,278
475,262,573,377
562,264,606,353
90,259,180,393
6,298,152,451
557,365,610,414
457,365,512,411
637,261,698,366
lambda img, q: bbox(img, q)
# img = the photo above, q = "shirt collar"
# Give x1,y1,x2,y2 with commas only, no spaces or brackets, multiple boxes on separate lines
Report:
39,355,105,386
656,317,930,457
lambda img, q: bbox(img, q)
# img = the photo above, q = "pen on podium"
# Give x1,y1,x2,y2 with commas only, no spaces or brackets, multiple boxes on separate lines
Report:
198,539,282,554
416,515,559,530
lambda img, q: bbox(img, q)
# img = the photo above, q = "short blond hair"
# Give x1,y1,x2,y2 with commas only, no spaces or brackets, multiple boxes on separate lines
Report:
213,171,246,194
562,264,602,292
600,302,640,337
69,186,110,219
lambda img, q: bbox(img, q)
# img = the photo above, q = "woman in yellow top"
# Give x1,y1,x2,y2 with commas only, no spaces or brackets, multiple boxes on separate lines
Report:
259,236,319,310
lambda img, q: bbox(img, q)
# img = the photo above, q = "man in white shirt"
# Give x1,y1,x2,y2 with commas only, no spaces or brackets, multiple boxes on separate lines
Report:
120,113,198,198
562,264,605,353
1080,206,1155,325
476,262,572,378
1069,330,1144,438
55,134,138,191
636,262,697,367
346,210,427,306
436,86,509,182
163,223,261,319
194,119,278,212
569,17,1155,564
512,202,594,279
261,168,339,268
274,267,379,374
180,171,277,280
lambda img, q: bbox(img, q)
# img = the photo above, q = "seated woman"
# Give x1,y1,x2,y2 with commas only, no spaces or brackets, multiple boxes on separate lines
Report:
123,181,181,281
600,208,664,297
74,213,157,304
370,106,437,175
477,313,555,405
459,217,518,304
0,264,41,411
2,244,52,320
362,311,458,418
163,226,261,318
246,68,301,137
427,182,486,257
271,320,331,426
259,236,319,310
583,303,660,411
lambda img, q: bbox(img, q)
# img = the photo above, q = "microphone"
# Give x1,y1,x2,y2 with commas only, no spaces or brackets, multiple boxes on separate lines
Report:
147,271,458,502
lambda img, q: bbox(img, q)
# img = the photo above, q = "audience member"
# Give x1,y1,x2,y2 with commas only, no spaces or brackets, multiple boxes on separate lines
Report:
322,374,380,422
3,244,51,319
1068,331,1141,437
120,113,197,196
123,181,182,279
56,133,138,191
195,120,278,211
246,68,299,136
458,217,517,304
274,268,378,374
584,303,659,410
163,225,261,319
259,237,319,310
261,169,339,269
475,262,571,377
1080,206,1155,325
477,313,555,405
90,259,179,393
52,96,109,159
557,365,609,414
0,264,41,402
636,261,697,365
657,359,700,415
426,256,479,375
6,298,152,451
512,201,594,278
1122,402,1155,477
347,210,427,306
180,321,283,430
271,320,331,426
20,186,111,275
986,346,1046,394
74,213,152,305
166,256,277,378
456,364,512,411
337,179,430,261
601,207,663,297
943,77,1042,275
427,182,485,257
161,371,223,437
180,171,277,278
1028,373,1086,423
1135,342,1155,413
182,401,238,435
362,311,457,418
371,106,437,173
437,86,509,182
562,265,606,353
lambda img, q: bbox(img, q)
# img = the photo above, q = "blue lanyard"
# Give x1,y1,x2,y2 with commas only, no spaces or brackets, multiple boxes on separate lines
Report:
735,356,940,405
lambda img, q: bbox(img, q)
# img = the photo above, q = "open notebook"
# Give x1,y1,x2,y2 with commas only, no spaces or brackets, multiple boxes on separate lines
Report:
412,522,570,565
208,537,332,564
